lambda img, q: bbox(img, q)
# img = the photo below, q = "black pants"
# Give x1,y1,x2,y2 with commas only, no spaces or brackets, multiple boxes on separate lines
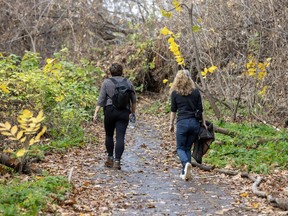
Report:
104,106,129,160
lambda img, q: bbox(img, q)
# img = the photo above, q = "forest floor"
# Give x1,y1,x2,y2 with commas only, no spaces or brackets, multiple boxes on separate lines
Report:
39,94,288,216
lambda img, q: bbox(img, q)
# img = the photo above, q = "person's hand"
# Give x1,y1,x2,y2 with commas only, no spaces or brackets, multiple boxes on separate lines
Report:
202,121,207,129
169,124,174,132
93,112,98,123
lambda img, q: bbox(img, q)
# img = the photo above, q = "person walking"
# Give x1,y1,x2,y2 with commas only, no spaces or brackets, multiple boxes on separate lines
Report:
93,63,137,170
169,70,207,180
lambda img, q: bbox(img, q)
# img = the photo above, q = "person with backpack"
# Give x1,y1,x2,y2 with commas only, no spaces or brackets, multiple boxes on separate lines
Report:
93,63,136,170
169,69,207,180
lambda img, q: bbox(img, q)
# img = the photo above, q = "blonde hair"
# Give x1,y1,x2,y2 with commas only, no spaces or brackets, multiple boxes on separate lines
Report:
170,70,196,96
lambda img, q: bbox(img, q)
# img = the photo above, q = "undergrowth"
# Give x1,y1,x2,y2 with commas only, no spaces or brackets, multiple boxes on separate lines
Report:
0,175,71,215
204,121,288,174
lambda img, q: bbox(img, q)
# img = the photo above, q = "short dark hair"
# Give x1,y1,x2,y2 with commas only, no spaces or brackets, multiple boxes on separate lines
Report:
109,63,123,76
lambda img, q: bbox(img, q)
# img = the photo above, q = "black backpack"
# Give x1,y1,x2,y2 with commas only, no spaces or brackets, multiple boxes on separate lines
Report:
109,77,133,110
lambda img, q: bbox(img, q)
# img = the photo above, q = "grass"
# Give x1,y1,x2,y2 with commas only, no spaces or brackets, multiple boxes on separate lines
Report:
0,175,71,216
204,121,288,173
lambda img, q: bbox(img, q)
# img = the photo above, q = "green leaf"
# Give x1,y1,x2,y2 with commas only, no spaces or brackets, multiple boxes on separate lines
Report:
192,25,201,33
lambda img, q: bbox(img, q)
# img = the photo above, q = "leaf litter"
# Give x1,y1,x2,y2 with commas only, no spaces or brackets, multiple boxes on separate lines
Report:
36,95,287,215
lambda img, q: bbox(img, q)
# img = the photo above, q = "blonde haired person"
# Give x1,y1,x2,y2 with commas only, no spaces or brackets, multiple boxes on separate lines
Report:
169,70,207,180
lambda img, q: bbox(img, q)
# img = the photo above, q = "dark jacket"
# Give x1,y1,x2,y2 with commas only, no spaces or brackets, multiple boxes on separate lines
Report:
192,121,215,164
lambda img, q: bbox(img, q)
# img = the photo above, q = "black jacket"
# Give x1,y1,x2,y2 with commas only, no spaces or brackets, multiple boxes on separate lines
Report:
192,121,215,164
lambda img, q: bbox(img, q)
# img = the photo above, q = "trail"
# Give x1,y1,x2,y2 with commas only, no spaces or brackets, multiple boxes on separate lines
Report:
40,99,284,215
90,119,244,216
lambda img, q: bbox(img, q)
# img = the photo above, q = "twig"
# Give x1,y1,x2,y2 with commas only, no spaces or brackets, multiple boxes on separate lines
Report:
252,176,267,198
68,167,74,183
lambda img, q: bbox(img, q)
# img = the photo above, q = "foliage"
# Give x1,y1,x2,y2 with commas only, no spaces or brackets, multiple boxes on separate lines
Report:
0,50,102,146
204,121,288,173
160,27,185,65
0,175,71,215
0,110,46,158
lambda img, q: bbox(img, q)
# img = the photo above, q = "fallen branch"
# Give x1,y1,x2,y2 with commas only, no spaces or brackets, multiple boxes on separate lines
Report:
0,153,31,174
195,164,288,211
267,195,288,211
251,112,281,131
213,126,237,137
191,161,214,171
251,176,267,198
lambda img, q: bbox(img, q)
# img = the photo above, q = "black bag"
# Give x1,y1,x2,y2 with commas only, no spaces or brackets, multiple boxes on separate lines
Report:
110,78,133,110
198,126,214,140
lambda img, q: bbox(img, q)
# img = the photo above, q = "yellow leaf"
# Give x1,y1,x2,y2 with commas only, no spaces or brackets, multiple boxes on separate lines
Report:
20,137,27,143
169,83,173,88
35,126,47,140
172,0,182,11
21,109,33,118
11,125,18,136
4,121,11,130
160,27,172,35
163,79,169,84
201,71,208,77
168,37,175,44
248,68,256,76
240,192,248,197
17,118,27,124
46,58,56,64
16,131,24,140
0,84,10,93
258,63,265,70
252,202,259,208
208,65,217,73
3,149,14,153
1,131,12,136
29,138,35,145
160,9,172,18
258,71,267,80
35,110,44,121
16,148,28,157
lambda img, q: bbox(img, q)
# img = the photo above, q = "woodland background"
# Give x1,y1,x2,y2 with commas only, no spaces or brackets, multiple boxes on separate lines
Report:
0,0,287,215
1,0,287,126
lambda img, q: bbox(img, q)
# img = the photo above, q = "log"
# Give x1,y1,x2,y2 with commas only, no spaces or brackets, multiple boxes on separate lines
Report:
191,161,215,171
213,126,237,137
0,153,31,174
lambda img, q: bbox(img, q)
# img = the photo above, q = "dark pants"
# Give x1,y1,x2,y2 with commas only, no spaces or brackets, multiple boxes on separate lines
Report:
176,118,200,172
104,106,129,160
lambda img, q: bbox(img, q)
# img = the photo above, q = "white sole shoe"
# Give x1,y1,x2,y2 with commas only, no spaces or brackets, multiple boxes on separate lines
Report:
184,162,192,180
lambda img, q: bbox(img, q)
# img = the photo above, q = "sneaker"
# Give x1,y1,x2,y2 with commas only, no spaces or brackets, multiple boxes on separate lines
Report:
105,156,114,168
185,162,192,180
180,163,192,181
113,160,121,170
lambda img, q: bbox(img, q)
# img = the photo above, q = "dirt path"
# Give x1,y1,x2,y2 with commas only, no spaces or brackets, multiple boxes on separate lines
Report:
40,100,285,215
94,119,236,215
